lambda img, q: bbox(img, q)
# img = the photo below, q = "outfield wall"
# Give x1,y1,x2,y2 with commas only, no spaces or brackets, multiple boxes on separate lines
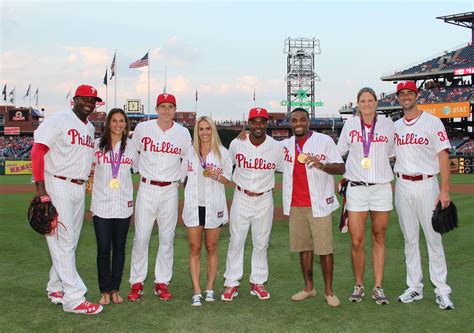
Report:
0,157,472,175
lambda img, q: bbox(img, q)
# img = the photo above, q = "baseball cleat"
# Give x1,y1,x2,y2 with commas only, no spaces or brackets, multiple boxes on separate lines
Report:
127,282,144,301
372,287,389,305
349,285,365,303
250,283,270,300
48,291,64,305
221,286,239,302
65,301,103,315
436,294,454,310
398,289,423,303
154,283,172,301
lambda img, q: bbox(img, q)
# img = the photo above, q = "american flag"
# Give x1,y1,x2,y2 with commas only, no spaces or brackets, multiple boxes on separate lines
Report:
129,52,149,68
2,84,6,101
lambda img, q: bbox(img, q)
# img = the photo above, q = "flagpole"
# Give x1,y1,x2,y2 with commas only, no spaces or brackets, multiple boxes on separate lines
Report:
3,83,6,116
106,68,108,113
164,66,167,93
114,49,117,108
148,49,150,120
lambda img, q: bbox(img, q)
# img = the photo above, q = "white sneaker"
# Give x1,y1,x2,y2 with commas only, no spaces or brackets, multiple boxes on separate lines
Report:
436,294,454,310
204,290,215,302
349,285,365,303
398,289,423,303
191,294,202,307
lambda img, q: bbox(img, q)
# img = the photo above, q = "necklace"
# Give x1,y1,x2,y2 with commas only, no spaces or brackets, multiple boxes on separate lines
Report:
403,112,423,126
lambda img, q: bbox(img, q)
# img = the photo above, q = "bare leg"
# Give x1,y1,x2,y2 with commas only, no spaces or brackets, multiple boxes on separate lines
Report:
348,211,369,286
187,226,204,294
300,251,314,292
370,211,389,288
320,254,335,296
204,228,221,291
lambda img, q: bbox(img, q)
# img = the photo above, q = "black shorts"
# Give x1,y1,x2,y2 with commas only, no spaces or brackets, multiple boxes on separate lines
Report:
196,206,223,228
198,206,206,227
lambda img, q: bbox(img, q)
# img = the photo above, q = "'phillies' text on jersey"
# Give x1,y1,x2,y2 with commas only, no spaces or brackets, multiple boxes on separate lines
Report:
395,133,429,146
141,137,182,155
68,129,94,148
235,153,276,170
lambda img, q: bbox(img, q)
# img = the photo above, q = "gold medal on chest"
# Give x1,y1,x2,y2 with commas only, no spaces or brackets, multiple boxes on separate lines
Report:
360,157,372,169
298,153,308,164
109,178,120,189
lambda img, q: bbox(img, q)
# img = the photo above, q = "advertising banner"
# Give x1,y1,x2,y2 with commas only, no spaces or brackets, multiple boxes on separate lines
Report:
419,101,470,119
5,161,33,175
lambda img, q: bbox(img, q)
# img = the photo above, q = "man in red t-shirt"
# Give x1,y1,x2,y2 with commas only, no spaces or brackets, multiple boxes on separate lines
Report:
281,108,345,307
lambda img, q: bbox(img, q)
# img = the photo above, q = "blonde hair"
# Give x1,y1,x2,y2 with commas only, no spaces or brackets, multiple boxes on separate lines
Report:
193,116,223,162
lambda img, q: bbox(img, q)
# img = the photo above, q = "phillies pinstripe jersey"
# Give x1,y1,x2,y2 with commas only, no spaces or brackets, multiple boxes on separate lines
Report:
182,146,233,228
394,112,450,175
282,132,342,217
34,110,95,180
90,138,138,219
132,120,192,181
229,135,284,193
337,115,395,184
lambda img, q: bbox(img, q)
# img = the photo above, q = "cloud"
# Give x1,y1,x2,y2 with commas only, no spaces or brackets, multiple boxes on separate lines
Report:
154,37,199,67
65,47,109,65
169,75,192,92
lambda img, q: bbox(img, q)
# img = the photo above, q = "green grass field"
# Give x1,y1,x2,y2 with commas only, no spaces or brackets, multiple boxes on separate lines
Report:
0,175,473,332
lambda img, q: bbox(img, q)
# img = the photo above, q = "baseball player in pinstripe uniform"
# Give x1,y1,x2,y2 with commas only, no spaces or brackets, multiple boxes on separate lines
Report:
31,84,103,314
221,107,284,302
336,87,395,305
90,108,138,305
394,81,454,310
282,108,345,307
128,93,192,302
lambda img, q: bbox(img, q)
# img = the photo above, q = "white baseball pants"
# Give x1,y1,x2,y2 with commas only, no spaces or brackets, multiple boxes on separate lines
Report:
44,174,87,310
129,182,178,285
224,189,274,287
395,176,451,296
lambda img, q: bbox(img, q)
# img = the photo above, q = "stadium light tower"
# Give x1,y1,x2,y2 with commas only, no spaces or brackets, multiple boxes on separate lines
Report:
284,37,321,118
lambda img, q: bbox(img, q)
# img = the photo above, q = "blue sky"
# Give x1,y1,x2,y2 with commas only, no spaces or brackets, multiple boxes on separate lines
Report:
1,1,472,120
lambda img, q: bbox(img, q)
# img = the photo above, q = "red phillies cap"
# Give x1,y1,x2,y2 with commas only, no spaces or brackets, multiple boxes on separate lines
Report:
248,107,269,120
74,84,102,102
397,81,418,94
156,93,176,106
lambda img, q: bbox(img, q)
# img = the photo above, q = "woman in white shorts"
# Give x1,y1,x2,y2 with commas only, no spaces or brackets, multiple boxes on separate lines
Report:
337,87,395,305
181,116,232,307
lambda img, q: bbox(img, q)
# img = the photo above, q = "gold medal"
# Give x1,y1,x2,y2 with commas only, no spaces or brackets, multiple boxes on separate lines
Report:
360,157,372,169
109,178,120,189
298,153,308,164
203,169,210,177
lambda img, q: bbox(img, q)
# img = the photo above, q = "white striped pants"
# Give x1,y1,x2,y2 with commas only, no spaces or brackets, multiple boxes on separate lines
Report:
224,189,274,287
45,174,88,310
395,176,451,296
129,183,179,285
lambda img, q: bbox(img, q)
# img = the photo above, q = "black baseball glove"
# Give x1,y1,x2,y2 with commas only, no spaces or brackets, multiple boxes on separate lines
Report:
28,196,59,235
431,201,458,234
